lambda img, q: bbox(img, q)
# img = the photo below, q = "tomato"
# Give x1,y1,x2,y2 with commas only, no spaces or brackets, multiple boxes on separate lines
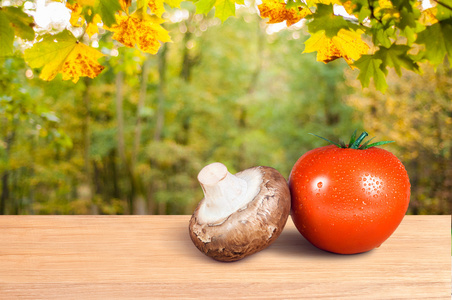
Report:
288,132,411,254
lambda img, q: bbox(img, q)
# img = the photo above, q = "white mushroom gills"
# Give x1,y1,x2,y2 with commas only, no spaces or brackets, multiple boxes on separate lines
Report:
197,162,262,224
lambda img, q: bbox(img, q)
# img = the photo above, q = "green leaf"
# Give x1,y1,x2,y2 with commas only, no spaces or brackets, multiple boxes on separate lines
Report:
365,140,394,148
195,0,216,15
374,44,419,76
398,6,418,30
2,6,35,41
370,25,395,48
436,3,452,21
0,11,15,56
359,136,375,149
307,4,351,38
309,133,342,148
348,129,357,146
353,54,388,92
214,0,237,22
94,0,121,27
415,19,452,67
286,0,305,10
25,30,77,69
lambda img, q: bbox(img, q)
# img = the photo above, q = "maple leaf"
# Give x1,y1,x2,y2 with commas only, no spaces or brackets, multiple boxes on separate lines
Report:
194,0,244,22
195,0,217,15
258,0,311,26
119,0,132,12
303,29,369,65
1,6,35,41
353,54,388,92
374,44,419,76
24,30,105,83
66,2,84,27
415,19,452,66
107,14,171,54
148,0,165,17
66,3,102,37
307,4,354,38
0,6,35,56
164,0,183,8
419,7,438,25
95,0,122,27
0,11,15,56
78,0,96,6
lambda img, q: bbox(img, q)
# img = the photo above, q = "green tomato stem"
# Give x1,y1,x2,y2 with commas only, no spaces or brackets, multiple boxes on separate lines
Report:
350,131,369,149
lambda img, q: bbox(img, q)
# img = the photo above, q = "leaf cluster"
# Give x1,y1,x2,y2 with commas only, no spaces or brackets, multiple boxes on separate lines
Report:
258,0,452,92
1,0,452,89
2,0,174,82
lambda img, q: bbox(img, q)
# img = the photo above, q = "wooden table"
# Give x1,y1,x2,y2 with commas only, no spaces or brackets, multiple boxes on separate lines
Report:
0,215,450,299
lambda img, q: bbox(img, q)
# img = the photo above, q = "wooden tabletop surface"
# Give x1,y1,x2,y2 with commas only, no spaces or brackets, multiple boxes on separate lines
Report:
0,215,450,299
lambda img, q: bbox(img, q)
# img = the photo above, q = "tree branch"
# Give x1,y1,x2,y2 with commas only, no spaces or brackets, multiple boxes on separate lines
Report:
433,0,452,12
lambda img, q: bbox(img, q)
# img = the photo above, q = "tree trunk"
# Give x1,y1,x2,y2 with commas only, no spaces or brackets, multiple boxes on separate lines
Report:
130,56,151,215
0,171,9,215
154,44,168,142
132,55,151,167
147,44,168,214
179,15,201,82
0,124,15,215
115,70,127,166
114,69,135,213
81,78,98,214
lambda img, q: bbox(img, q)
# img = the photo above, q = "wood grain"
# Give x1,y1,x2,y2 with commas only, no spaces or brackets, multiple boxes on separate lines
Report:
0,215,450,299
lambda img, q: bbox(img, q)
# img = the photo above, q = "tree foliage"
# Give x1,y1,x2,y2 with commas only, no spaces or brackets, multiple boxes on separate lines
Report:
1,0,451,91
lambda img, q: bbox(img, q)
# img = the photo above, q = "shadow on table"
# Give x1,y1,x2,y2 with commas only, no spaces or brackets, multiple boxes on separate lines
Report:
268,229,375,259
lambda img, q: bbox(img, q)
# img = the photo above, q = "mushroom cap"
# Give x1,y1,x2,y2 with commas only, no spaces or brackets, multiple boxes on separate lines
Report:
189,166,291,262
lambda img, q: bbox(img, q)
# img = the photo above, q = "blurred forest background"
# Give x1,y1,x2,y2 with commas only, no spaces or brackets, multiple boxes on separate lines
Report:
1,3,451,215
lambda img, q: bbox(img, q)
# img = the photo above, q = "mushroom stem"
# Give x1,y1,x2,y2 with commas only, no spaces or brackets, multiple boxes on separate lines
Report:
197,162,248,223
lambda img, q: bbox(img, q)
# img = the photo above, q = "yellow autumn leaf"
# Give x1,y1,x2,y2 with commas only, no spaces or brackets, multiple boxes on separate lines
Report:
66,2,83,27
148,0,165,17
78,0,96,6
119,0,132,12
341,0,356,16
375,0,400,20
60,43,105,83
86,14,102,37
419,7,438,25
258,0,311,26
24,30,105,83
316,0,341,4
304,29,369,65
107,14,171,54
66,2,101,37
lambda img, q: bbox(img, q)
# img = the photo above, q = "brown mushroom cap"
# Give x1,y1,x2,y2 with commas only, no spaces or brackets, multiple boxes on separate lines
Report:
189,166,291,262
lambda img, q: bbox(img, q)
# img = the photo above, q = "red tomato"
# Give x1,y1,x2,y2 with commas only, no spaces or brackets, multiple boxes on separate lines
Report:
289,142,410,254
